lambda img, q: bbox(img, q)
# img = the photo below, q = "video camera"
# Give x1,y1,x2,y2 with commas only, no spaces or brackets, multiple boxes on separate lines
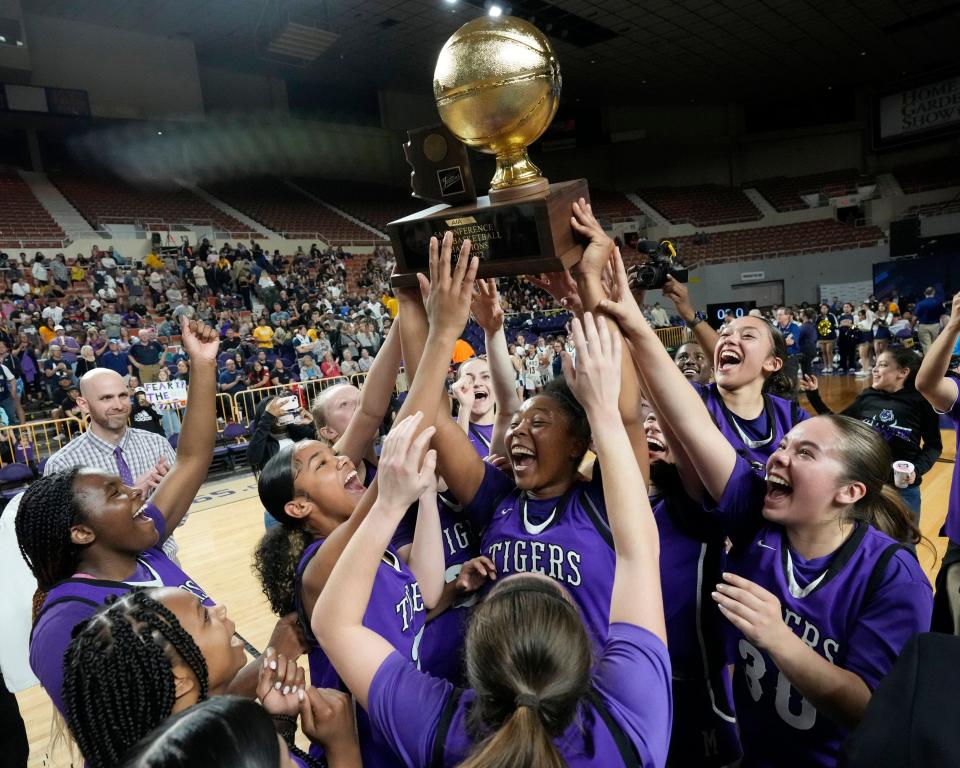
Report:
628,239,688,291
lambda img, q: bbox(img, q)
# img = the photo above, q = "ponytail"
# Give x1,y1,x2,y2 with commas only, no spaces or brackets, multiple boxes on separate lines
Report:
253,524,311,616
460,577,592,768
459,706,566,768
823,415,924,547
884,347,922,390
857,483,921,547
761,324,796,398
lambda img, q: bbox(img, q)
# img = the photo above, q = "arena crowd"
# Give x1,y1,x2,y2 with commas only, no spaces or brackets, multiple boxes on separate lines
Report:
1,199,959,768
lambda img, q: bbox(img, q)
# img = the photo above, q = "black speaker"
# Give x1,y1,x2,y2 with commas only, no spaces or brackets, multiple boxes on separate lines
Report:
151,232,162,246
889,218,920,258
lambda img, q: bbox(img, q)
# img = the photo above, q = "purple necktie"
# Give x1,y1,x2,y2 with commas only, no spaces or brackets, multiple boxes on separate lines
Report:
114,445,134,486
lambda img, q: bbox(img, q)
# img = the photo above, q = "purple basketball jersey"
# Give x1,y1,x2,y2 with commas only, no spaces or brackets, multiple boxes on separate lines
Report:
29,503,213,715
653,494,741,766
417,494,479,684
713,460,933,767
465,462,615,647
941,385,960,544
467,422,493,458
697,383,808,475
368,622,672,768
295,538,426,767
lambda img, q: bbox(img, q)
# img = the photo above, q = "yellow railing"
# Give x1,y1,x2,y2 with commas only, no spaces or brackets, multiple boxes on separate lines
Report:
231,377,349,422
0,416,87,468
653,325,689,350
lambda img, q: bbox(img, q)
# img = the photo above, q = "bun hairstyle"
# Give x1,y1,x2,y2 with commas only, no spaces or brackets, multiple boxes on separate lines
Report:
824,415,922,546
460,576,592,768
761,324,795,398
253,523,312,616
883,347,922,390
119,697,280,768
257,443,298,526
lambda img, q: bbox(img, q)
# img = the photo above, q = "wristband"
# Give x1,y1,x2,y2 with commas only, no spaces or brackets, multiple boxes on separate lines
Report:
687,316,703,329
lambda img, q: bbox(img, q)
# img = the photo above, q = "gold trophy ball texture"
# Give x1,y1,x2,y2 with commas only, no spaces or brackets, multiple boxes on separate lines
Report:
433,16,561,191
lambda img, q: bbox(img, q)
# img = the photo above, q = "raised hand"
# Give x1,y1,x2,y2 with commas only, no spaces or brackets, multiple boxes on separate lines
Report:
419,231,479,339
596,247,649,340
799,374,819,392
527,271,583,315
376,412,437,513
451,376,475,409
661,274,696,323
712,572,793,654
471,278,505,332
948,292,960,331
569,198,615,279
561,313,622,419
456,555,497,594
256,647,305,717
180,316,220,364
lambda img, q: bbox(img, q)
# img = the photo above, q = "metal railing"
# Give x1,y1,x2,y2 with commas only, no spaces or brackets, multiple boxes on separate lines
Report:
0,416,87,468
653,325,689,351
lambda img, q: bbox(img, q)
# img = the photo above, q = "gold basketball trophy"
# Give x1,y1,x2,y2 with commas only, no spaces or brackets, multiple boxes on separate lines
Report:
387,15,589,286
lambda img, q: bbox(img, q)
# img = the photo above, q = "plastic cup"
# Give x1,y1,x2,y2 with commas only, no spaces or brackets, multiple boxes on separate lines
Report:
892,460,915,489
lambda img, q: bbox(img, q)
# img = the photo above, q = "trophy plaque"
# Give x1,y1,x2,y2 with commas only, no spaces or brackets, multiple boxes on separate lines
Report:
387,15,590,287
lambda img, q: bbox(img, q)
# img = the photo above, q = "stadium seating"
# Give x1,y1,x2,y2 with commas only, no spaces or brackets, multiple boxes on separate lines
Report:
898,193,960,219
587,190,642,223
51,175,259,237
894,157,960,194
0,169,66,249
638,184,762,226
672,219,886,265
293,179,422,234
747,169,874,212
203,178,382,244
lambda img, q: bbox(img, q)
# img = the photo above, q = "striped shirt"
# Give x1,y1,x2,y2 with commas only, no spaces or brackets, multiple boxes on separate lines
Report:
44,427,182,557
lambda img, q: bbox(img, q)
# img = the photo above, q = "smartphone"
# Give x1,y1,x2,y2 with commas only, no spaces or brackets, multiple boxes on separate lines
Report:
276,395,301,426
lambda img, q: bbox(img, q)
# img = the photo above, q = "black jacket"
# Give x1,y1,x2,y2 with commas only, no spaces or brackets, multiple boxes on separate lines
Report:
805,386,942,484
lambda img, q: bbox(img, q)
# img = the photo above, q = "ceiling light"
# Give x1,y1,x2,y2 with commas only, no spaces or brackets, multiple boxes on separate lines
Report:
157,131,163,135
488,4,503,17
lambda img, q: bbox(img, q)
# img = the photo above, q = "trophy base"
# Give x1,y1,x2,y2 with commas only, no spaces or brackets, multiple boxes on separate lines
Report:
387,179,590,288
488,177,549,203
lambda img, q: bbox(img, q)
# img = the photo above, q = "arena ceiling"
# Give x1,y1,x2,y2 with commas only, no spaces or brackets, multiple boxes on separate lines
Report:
20,0,960,102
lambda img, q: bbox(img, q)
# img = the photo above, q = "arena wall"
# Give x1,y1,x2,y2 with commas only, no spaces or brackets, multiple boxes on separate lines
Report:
21,13,204,121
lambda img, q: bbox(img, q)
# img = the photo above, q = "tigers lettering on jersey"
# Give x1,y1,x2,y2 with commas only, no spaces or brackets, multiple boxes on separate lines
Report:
395,582,424,632
485,539,583,586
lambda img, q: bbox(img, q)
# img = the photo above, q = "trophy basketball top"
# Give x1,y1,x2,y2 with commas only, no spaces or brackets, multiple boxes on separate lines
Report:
433,15,561,201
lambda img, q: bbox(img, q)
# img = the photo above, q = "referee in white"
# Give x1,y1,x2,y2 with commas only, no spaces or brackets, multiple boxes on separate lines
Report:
43,369,182,561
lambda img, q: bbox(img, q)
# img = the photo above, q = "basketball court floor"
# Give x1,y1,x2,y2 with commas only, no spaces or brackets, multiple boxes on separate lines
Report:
14,375,957,766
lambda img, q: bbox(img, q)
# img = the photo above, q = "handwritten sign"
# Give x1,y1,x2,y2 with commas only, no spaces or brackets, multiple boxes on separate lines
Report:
143,380,187,411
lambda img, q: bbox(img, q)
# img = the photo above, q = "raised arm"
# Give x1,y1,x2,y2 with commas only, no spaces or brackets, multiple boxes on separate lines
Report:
333,319,402,465
598,249,737,502
306,233,478,598
314,414,438,710
569,200,648,484
564,314,665,641
149,317,219,538
471,278,521,456
916,293,960,412
662,275,720,361
394,251,487,506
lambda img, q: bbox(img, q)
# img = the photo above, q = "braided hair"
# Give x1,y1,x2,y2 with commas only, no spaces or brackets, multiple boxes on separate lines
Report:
15,468,84,620
62,589,209,768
